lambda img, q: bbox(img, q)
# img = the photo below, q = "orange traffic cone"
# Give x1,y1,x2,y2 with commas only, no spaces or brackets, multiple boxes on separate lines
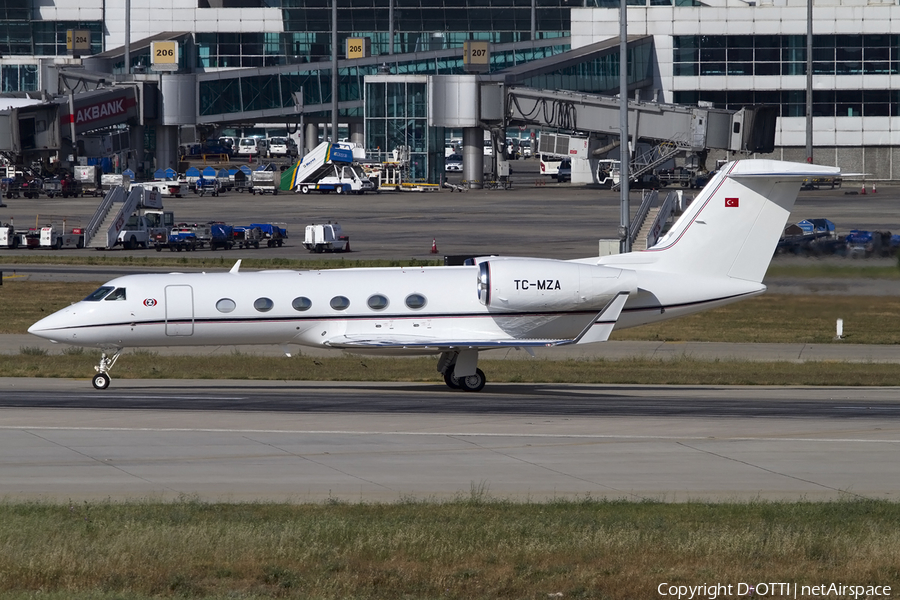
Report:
430,238,438,254
861,183,867,195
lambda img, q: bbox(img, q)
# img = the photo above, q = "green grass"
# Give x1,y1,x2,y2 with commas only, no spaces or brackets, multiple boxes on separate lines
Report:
0,499,897,599
4,352,900,386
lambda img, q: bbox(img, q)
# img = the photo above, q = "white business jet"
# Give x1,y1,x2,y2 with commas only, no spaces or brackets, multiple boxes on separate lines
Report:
29,159,839,391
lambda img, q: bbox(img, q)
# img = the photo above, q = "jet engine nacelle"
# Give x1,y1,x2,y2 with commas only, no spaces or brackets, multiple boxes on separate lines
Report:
477,258,634,312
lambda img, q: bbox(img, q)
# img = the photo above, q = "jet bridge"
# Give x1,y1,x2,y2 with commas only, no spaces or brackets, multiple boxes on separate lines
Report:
429,75,776,187
503,86,777,186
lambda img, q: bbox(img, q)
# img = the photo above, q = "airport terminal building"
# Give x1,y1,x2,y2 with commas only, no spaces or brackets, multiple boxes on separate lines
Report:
4,0,900,178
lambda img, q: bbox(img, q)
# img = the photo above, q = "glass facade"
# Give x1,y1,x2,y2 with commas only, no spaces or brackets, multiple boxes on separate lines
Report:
674,89,900,119
521,40,653,94
674,34,900,77
0,20,103,58
1,64,39,92
196,0,572,67
674,35,900,118
365,77,441,182
198,43,570,119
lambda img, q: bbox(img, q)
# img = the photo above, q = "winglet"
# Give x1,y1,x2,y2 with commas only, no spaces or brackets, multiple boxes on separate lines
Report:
575,292,630,345
229,260,242,274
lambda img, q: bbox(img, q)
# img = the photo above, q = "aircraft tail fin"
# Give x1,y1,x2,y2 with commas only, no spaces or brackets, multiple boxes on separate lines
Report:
600,160,841,283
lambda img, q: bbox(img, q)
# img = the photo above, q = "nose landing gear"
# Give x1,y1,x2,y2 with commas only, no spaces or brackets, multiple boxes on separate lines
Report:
92,348,122,390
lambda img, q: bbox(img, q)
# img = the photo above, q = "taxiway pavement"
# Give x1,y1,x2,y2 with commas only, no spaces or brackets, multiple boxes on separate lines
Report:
1,378,899,503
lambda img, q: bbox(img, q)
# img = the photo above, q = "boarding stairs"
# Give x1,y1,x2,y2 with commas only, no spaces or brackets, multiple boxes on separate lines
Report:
628,189,681,251
84,186,141,249
612,140,685,191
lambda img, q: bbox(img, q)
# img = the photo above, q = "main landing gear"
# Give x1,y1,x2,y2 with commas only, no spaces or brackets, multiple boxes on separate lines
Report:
437,349,486,392
92,348,122,390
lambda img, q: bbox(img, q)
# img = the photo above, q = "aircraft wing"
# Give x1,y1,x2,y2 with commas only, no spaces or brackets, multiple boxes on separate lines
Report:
323,292,631,350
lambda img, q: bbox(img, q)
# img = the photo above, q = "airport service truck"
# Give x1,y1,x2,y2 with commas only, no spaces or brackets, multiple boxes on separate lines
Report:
288,142,375,195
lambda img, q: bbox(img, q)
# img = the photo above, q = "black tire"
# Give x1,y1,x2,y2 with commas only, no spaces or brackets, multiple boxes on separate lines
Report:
443,370,460,390
54,238,62,250
253,241,259,249
459,368,486,392
336,186,344,195
126,236,137,250
92,373,111,390
301,185,310,194
156,245,162,252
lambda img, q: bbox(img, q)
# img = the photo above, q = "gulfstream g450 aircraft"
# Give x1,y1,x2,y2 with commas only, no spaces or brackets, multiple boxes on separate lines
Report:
29,160,840,391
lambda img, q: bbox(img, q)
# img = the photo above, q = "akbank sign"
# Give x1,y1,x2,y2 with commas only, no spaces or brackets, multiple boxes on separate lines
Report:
61,88,138,135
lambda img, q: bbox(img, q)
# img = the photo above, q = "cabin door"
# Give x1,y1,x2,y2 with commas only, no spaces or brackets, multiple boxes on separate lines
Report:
165,285,194,336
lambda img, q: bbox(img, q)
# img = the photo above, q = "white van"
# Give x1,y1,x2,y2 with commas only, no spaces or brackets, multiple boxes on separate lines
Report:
237,137,259,157
268,137,290,158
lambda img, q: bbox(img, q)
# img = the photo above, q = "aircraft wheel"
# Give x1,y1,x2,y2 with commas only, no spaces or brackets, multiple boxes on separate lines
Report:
458,368,486,392
443,370,460,390
92,373,111,390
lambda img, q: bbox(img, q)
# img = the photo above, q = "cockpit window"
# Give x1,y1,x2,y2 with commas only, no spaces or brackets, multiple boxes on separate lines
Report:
83,286,114,301
105,288,127,301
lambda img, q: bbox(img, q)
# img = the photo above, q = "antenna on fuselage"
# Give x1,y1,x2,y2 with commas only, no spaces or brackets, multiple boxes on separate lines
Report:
229,260,242,274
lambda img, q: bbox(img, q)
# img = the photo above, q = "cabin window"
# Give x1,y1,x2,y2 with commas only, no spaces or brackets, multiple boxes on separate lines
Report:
105,288,127,301
367,294,389,310
405,293,427,310
330,296,350,311
292,297,312,311
83,286,114,301
254,297,274,312
216,298,236,313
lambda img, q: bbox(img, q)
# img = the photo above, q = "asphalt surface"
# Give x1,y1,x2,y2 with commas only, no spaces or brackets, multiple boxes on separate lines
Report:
2,379,899,502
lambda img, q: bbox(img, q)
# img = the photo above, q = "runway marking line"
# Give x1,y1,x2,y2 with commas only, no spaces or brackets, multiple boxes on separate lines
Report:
1,426,899,444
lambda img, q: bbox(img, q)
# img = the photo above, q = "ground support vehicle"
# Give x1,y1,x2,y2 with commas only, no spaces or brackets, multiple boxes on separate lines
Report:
232,226,262,249
20,177,42,199
0,223,20,248
656,167,694,188
132,180,183,198
41,176,81,198
162,228,199,252
303,222,349,253
1,176,23,199
250,170,278,195
116,209,174,250
231,168,251,192
289,142,374,195
38,225,85,249
196,176,220,197
101,173,133,193
209,224,235,250
252,223,287,247
75,166,103,197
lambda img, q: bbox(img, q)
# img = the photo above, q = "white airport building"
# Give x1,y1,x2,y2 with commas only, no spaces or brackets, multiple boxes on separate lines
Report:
573,0,900,178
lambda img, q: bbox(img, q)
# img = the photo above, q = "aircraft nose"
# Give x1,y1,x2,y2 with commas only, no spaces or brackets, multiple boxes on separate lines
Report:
28,309,73,341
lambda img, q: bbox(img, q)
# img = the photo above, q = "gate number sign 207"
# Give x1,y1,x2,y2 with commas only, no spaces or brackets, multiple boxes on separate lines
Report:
471,48,486,57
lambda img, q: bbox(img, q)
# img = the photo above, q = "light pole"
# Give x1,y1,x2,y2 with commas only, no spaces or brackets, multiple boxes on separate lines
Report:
619,0,630,253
